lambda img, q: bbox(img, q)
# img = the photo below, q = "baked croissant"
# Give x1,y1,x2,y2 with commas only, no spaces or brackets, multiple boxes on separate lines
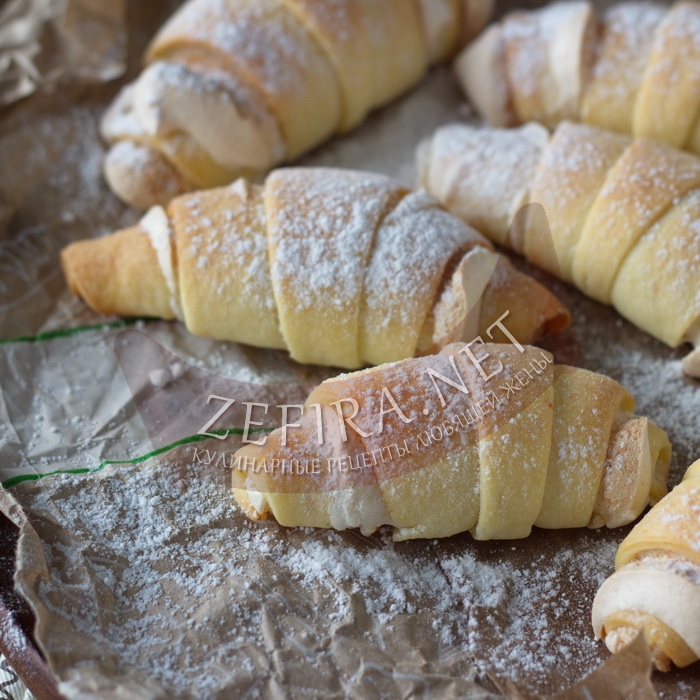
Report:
456,0,700,155
60,168,569,370
232,342,671,541
593,460,700,671
418,121,700,376
101,0,494,210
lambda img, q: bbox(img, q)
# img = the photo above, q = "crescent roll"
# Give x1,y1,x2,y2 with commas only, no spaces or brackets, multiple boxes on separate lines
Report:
61,168,570,369
593,460,700,671
418,121,700,377
101,0,494,209
456,0,700,155
231,343,671,541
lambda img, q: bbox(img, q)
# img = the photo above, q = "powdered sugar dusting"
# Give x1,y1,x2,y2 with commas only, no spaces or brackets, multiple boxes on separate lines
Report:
610,186,700,348
267,168,403,314
439,541,617,680
586,2,664,104
632,554,700,587
533,123,626,216
502,1,589,103
422,122,547,240
180,184,276,312
645,2,700,93
359,191,481,359
14,455,624,696
161,0,321,99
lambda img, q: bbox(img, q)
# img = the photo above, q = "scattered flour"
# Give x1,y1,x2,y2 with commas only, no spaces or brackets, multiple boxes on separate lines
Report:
14,455,626,697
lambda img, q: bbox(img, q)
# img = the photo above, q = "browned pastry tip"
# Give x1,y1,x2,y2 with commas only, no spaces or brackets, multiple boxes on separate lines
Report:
61,227,174,320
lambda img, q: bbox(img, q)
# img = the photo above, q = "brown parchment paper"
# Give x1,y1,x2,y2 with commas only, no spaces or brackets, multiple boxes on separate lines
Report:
0,0,127,107
0,0,699,698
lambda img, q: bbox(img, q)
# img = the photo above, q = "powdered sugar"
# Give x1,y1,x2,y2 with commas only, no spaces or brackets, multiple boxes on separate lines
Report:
180,184,276,312
359,191,482,360
420,122,548,242
14,455,622,696
502,1,590,105
532,123,628,217
267,168,403,315
562,273,700,485
164,0,321,99
586,2,664,103
634,554,700,586
644,2,700,91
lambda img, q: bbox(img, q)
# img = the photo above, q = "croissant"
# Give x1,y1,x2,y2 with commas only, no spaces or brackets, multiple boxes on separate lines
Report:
231,342,671,541
100,0,494,210
60,167,569,370
456,0,700,155
593,460,700,671
418,120,700,376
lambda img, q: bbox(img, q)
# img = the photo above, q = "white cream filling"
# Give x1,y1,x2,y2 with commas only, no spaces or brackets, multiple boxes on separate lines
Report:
325,486,393,537
592,564,700,658
139,205,182,320
131,61,286,173
100,84,146,142
228,177,249,201
243,478,392,536
245,479,269,516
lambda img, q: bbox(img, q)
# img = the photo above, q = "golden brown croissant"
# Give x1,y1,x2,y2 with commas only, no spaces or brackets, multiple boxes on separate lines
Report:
593,459,700,671
455,0,700,154
418,120,700,376
101,0,494,209
61,167,570,370
231,342,671,541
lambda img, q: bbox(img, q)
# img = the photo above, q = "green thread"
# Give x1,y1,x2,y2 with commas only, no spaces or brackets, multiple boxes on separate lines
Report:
1,426,276,489
0,318,156,345
0,322,280,489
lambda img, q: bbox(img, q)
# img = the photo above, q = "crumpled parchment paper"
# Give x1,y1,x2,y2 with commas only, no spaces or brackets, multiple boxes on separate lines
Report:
0,0,126,107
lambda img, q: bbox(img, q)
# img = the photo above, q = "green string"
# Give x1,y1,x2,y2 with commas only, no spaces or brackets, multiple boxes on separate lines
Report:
0,320,282,490
1,426,276,489
0,318,156,345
